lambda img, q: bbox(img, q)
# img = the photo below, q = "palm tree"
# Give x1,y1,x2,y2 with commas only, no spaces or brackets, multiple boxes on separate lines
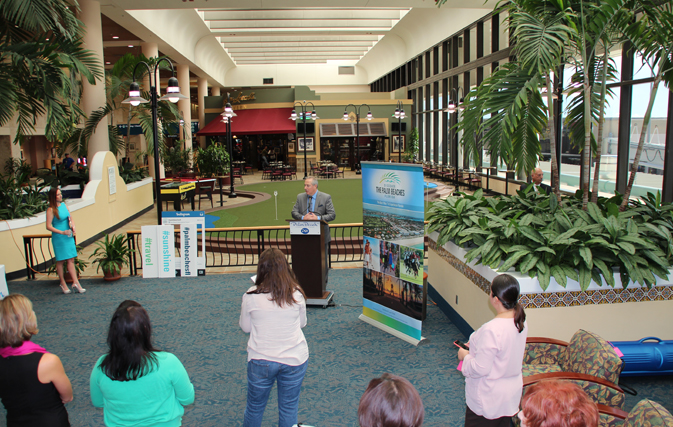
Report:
0,0,102,144
618,2,673,210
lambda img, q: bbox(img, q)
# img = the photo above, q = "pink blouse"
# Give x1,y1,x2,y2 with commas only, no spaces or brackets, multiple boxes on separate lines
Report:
461,317,528,419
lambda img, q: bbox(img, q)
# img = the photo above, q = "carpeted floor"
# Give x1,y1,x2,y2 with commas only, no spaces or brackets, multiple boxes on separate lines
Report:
3,271,673,427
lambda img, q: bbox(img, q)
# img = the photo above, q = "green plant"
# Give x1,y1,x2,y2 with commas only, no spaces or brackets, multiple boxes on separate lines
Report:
0,174,48,220
59,166,89,189
427,190,673,291
119,163,148,184
403,128,419,162
89,234,134,275
161,145,192,176
195,143,230,178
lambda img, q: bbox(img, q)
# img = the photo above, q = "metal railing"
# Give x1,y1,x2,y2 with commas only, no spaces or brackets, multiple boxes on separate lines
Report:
23,223,428,278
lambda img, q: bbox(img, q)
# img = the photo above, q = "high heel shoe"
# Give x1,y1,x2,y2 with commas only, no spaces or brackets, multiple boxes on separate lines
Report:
72,283,86,294
60,284,71,294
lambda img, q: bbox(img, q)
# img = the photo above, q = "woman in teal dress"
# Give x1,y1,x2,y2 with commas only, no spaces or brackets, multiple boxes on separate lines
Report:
46,187,86,294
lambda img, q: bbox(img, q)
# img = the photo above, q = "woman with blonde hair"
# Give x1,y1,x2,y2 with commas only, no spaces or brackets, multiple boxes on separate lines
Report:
458,274,528,427
240,248,308,427
46,187,85,294
0,294,73,426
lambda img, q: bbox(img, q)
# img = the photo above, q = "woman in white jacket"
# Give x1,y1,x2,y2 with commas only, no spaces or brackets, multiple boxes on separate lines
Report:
240,248,308,427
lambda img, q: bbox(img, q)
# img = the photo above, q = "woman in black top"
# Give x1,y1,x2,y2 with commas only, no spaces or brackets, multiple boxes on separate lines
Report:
0,294,73,426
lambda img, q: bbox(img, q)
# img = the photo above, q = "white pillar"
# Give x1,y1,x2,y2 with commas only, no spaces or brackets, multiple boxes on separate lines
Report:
141,43,163,179
197,78,208,148
79,0,108,163
176,64,192,155
211,87,221,97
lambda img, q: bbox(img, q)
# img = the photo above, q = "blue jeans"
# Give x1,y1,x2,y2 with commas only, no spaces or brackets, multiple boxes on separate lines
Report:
243,359,308,427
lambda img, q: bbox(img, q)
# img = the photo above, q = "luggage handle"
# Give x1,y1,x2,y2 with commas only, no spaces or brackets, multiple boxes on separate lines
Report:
638,337,662,343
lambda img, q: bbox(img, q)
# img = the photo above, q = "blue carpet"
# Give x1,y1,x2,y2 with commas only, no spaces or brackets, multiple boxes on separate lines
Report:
3,271,673,426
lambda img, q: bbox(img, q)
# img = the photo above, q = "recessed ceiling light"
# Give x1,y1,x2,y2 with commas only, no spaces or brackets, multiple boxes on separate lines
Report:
112,36,119,39
128,45,134,48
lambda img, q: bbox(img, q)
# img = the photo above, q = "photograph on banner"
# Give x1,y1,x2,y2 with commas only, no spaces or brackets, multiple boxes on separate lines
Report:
363,270,424,321
363,206,424,250
379,240,399,278
363,236,380,271
399,245,424,285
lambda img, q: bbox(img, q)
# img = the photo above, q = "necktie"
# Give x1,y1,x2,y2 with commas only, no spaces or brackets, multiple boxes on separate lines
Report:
307,195,312,214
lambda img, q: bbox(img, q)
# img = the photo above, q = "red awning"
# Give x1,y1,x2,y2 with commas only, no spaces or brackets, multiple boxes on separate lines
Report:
196,108,296,136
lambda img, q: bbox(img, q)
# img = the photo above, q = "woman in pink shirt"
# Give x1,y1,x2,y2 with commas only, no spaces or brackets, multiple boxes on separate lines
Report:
457,274,528,427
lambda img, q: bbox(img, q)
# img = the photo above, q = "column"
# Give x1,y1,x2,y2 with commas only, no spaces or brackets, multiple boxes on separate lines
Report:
177,64,192,154
198,77,208,148
79,0,108,163
141,43,164,179
211,87,221,96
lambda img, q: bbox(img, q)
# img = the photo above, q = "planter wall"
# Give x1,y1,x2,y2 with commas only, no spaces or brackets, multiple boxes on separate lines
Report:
428,231,673,341
0,151,153,278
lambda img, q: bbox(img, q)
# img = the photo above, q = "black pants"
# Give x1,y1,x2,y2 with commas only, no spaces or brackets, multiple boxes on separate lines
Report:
465,405,514,427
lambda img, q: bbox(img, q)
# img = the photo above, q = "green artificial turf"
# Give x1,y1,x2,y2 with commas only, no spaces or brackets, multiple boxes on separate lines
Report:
211,178,364,228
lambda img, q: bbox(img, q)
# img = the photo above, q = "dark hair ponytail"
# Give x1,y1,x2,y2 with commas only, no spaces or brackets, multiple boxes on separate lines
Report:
491,274,526,333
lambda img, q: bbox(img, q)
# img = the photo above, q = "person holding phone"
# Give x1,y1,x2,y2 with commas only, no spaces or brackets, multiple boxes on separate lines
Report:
457,274,527,427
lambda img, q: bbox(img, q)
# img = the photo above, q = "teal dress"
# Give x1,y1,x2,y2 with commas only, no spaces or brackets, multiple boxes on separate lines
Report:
51,203,77,261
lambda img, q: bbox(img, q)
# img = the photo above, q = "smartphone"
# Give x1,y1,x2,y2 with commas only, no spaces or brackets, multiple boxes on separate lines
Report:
454,340,469,350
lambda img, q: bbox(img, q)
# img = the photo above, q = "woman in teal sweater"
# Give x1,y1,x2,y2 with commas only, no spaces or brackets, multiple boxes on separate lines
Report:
90,301,194,427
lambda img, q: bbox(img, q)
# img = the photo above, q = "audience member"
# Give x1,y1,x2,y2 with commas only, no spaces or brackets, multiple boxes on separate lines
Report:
90,300,194,426
358,373,424,427
240,248,309,427
0,294,73,426
458,274,528,427
519,380,599,427
520,167,551,194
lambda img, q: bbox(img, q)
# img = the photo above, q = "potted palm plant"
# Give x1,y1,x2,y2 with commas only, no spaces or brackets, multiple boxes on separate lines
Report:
47,245,89,283
89,234,134,281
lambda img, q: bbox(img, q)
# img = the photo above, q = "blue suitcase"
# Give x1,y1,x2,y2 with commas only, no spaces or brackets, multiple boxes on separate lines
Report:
610,337,673,377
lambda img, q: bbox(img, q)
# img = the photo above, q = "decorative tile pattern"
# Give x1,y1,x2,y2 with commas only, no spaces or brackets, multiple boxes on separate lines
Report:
429,238,673,309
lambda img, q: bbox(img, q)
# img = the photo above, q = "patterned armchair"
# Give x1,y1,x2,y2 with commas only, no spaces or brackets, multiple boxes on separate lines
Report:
597,399,673,427
523,330,625,410
524,329,623,383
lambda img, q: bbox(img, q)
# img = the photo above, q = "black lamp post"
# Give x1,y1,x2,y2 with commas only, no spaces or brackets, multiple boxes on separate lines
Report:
289,101,318,179
343,104,372,175
122,59,188,225
221,103,237,198
444,87,464,189
393,101,405,163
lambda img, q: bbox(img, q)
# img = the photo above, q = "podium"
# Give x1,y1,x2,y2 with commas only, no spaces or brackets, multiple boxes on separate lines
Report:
288,220,334,308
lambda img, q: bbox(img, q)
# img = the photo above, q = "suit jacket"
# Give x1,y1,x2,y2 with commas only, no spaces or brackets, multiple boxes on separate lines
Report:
291,191,336,241
520,182,552,194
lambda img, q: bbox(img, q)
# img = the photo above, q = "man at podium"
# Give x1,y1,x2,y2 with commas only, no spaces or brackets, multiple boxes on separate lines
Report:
291,177,336,258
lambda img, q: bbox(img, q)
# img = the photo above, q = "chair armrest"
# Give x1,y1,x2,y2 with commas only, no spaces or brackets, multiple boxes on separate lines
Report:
527,337,569,346
597,404,628,420
524,372,624,394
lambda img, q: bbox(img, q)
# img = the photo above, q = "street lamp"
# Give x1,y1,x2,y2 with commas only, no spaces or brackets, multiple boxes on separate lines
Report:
443,87,464,190
393,101,405,163
122,59,188,225
343,104,373,175
289,101,318,179
221,102,238,198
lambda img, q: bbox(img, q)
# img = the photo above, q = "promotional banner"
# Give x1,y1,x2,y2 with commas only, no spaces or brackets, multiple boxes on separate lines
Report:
161,211,206,276
360,162,425,345
141,225,175,278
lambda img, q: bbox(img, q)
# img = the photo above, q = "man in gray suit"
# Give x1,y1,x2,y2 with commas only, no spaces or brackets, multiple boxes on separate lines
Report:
292,177,336,268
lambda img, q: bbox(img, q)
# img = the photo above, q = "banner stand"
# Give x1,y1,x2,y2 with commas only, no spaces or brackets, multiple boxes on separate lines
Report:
358,314,425,346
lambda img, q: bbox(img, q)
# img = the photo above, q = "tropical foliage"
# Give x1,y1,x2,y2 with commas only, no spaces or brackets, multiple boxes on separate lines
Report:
195,143,230,178
162,145,192,177
0,172,48,220
119,164,148,184
89,234,133,275
427,189,672,291
0,0,102,144
403,127,420,162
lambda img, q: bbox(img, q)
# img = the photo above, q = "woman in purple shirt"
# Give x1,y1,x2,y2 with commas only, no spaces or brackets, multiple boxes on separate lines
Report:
457,274,528,427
